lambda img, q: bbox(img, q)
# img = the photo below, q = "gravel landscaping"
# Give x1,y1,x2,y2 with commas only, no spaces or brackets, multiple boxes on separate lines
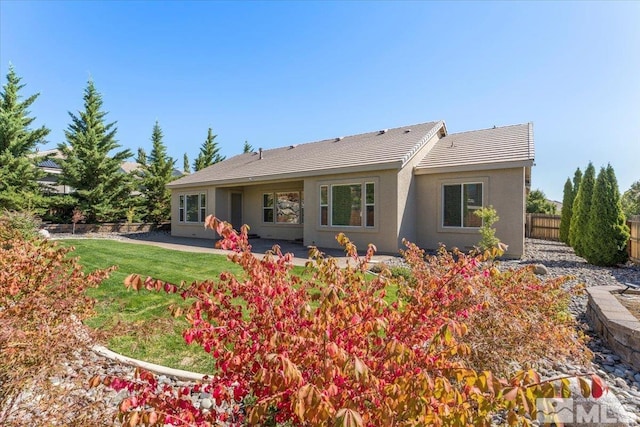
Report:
5,236,639,425
502,239,640,423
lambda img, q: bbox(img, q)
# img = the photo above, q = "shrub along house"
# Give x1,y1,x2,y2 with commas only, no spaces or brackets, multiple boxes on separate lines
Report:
167,121,534,258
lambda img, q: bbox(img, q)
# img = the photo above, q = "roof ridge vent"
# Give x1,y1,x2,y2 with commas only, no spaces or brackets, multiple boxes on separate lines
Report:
289,144,298,149
335,136,344,142
378,129,388,134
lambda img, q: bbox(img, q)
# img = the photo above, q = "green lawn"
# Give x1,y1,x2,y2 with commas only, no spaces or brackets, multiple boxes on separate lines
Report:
58,239,251,373
59,238,385,374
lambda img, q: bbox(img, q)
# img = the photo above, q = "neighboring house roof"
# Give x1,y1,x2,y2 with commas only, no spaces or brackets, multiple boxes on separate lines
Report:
37,159,61,169
37,148,65,159
415,123,534,174
120,161,139,174
168,121,445,188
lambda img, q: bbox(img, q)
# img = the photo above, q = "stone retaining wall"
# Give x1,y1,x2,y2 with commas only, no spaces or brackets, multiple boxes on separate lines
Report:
43,222,170,234
586,286,640,371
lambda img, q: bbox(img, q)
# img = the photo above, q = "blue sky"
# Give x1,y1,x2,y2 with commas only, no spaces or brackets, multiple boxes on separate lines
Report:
1,1,638,201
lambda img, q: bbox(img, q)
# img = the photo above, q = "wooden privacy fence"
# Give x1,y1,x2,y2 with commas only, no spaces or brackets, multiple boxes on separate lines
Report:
525,213,561,241
525,213,640,263
629,215,640,263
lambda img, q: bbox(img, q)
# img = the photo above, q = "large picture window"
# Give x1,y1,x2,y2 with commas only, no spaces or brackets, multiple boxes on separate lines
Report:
443,183,483,228
276,192,302,223
320,181,375,228
179,193,206,223
263,191,302,224
332,184,362,226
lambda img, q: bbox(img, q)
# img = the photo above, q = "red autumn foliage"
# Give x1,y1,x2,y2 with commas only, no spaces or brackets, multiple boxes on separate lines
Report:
99,216,605,426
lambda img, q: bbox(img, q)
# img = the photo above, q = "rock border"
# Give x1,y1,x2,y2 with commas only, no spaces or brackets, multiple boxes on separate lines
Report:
586,286,640,371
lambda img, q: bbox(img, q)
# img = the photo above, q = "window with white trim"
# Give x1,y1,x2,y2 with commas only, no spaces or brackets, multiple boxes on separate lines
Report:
320,182,375,228
320,185,328,226
263,191,303,224
442,183,483,228
263,193,274,222
179,193,207,223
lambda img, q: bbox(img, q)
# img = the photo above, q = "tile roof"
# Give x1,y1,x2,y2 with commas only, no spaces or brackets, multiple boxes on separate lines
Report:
168,121,444,188
415,123,534,173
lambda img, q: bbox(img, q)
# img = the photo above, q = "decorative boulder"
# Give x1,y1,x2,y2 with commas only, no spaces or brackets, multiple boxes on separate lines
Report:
532,264,549,275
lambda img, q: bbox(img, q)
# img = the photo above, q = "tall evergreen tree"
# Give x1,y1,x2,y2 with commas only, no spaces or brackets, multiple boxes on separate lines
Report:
569,162,596,256
194,128,225,171
135,121,176,223
183,152,190,174
58,80,132,223
0,64,50,211
572,168,582,198
584,165,629,266
243,140,253,153
559,178,573,243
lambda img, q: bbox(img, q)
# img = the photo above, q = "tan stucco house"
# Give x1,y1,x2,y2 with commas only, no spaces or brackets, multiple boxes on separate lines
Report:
167,121,534,258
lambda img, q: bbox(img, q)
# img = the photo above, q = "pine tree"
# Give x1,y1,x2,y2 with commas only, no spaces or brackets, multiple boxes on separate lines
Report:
194,128,225,171
0,64,50,211
183,152,190,174
243,140,253,153
583,165,629,266
58,80,132,223
569,162,596,257
559,178,573,243
135,121,176,223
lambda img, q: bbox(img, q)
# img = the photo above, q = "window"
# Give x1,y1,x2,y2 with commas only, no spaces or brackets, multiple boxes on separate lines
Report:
263,193,274,222
365,182,375,227
200,193,206,222
276,192,301,223
179,193,206,223
443,183,483,228
332,184,361,226
319,182,375,228
320,185,328,226
263,191,302,224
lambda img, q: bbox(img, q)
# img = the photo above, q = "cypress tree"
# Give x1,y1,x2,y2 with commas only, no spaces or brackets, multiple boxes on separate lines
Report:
194,128,225,171
183,152,190,174
135,121,176,223
572,168,582,198
584,165,629,266
569,162,595,257
0,64,50,211
559,178,573,243
58,80,132,223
